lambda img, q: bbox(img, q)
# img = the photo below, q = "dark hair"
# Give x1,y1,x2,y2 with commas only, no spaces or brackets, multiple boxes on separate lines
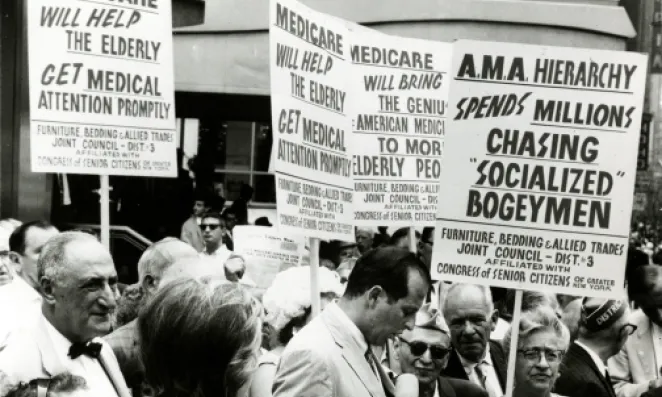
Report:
239,184,254,199
344,246,431,301
222,208,237,220
9,220,54,255
201,211,224,224
4,373,87,397
628,264,662,303
139,278,261,397
421,227,434,244
254,217,271,227
193,190,211,206
388,228,420,246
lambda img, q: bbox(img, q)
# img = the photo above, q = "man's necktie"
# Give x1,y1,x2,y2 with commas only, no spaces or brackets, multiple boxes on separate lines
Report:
365,346,379,376
68,341,102,359
476,362,499,397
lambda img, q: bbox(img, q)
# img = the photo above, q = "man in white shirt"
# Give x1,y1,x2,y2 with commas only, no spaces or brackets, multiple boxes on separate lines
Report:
555,298,635,397
0,221,59,349
610,265,662,397
201,212,232,265
441,284,507,397
0,231,130,397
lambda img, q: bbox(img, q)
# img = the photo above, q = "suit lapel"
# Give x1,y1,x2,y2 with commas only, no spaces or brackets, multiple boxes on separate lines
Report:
489,341,506,390
569,344,614,397
96,340,131,397
437,377,457,397
634,318,657,379
444,350,470,381
322,306,385,397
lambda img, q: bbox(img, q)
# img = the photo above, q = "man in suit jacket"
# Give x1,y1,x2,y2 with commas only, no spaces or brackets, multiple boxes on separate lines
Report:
273,247,432,397
555,298,635,397
0,232,130,397
441,284,506,397
390,303,487,397
609,265,662,397
180,193,209,252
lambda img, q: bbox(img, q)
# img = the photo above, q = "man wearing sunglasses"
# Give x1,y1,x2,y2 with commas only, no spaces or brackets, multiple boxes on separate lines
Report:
200,212,232,266
555,297,635,397
392,304,487,397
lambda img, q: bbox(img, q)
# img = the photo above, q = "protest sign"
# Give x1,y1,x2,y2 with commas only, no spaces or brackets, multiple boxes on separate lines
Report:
270,0,354,241
27,0,176,177
432,40,647,298
350,31,451,226
233,225,305,290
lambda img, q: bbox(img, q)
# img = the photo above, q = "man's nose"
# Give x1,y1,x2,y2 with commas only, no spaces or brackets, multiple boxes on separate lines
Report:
100,283,118,309
536,354,550,369
404,317,416,331
419,348,433,363
462,320,477,334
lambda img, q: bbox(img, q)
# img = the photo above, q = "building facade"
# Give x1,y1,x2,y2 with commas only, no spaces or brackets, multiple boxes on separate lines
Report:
0,0,638,250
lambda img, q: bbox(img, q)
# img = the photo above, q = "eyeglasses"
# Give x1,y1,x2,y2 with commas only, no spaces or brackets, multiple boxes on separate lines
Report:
620,323,638,336
201,224,221,231
398,337,450,360
517,348,565,363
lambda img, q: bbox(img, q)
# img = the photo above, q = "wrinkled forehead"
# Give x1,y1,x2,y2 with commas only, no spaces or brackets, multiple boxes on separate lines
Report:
60,241,115,277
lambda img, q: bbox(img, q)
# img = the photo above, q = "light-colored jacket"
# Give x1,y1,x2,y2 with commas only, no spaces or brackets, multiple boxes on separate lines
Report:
273,303,395,397
180,216,204,252
608,310,659,397
0,316,131,397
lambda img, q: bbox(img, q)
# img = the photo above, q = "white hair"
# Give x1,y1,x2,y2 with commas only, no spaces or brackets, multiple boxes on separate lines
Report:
442,283,494,316
262,266,344,332
355,226,377,235
38,231,100,286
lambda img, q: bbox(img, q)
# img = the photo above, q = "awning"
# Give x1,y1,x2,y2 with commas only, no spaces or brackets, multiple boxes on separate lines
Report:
173,0,634,95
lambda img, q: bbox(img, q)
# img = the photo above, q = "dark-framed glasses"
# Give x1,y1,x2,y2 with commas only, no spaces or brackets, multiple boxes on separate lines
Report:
620,323,638,336
398,337,450,360
517,348,565,363
201,224,221,231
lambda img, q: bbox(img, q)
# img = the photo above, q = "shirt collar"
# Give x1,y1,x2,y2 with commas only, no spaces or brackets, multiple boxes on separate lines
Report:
459,342,492,370
42,315,73,361
327,302,369,353
575,340,607,376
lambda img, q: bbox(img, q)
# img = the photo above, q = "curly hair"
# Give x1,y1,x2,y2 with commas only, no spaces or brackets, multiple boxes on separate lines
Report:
262,266,343,341
138,278,262,397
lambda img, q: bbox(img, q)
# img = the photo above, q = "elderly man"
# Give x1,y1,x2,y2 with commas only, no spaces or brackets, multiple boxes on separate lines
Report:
0,232,129,396
273,246,432,397
356,227,376,255
104,237,199,395
392,303,487,397
610,265,662,397
555,298,636,397
441,283,506,397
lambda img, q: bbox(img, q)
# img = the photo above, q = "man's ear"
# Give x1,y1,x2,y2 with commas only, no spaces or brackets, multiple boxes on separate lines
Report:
490,309,499,332
8,252,22,275
41,277,56,303
367,286,384,308
142,275,157,296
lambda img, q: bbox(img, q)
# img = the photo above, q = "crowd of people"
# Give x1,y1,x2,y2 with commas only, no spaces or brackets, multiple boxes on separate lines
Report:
1,198,662,397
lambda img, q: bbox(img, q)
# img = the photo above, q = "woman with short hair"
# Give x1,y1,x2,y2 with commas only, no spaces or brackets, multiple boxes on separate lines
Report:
138,278,262,397
503,306,571,397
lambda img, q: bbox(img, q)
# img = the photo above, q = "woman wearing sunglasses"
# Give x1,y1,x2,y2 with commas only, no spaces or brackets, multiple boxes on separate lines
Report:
503,306,571,397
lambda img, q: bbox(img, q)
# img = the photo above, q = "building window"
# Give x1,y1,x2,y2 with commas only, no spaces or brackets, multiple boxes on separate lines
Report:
182,118,275,205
